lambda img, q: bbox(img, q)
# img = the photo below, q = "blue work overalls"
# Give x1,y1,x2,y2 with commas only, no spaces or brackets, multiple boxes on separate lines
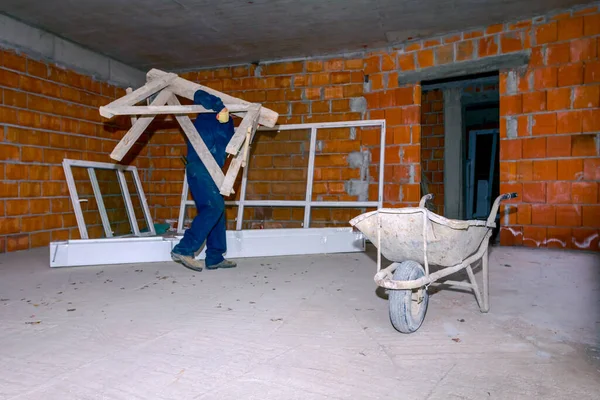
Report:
172,90,234,267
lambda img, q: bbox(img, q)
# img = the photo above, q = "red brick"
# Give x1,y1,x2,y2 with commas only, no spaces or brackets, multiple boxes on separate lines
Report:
397,54,415,71
0,144,20,161
522,91,546,113
522,137,546,159
344,58,364,70
583,159,600,180
534,67,557,90
478,36,499,57
583,14,600,35
582,206,600,224
30,232,51,248
486,24,504,34
7,234,29,252
536,22,558,44
573,86,600,109
546,135,571,157
584,61,600,84
456,41,475,61
306,61,323,72
558,17,583,40
531,204,556,226
464,30,484,39
556,158,583,181
343,84,363,97
547,227,571,249
325,59,344,71
572,182,598,204
546,88,571,111
556,111,582,133
570,38,597,62
500,226,523,246
531,113,557,135
501,94,522,115
547,181,571,204
500,32,523,53
522,226,547,248
435,45,454,65
416,50,434,68
572,134,598,157
533,160,557,181
571,228,600,250
517,203,532,224
500,139,522,160
3,89,27,107
556,205,582,227
522,182,546,203
517,161,533,182
558,64,583,86
547,42,571,65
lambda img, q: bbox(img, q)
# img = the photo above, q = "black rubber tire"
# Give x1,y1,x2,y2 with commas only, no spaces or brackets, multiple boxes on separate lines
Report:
388,260,429,334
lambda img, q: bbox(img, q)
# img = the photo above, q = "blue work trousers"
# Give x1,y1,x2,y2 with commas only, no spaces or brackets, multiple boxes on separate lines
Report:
172,161,226,267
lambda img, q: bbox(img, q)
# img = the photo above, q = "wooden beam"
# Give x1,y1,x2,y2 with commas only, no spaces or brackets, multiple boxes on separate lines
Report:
147,68,279,128
125,88,137,125
101,103,252,117
168,95,225,188
99,72,177,119
220,109,260,196
109,89,173,162
225,104,261,156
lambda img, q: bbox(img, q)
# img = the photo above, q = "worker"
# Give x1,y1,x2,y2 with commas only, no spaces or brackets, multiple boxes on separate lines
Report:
170,89,237,272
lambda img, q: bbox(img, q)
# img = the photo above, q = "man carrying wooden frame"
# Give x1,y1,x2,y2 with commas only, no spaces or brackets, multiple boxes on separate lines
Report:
169,90,239,272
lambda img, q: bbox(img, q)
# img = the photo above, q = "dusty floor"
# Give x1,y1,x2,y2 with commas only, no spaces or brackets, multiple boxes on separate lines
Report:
0,245,599,399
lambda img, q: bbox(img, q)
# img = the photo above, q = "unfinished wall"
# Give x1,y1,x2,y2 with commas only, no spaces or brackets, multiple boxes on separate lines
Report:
0,47,147,252
149,2,599,251
420,89,445,214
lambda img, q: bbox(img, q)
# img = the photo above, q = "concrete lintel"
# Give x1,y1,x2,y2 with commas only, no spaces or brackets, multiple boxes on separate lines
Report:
398,52,530,86
0,13,144,88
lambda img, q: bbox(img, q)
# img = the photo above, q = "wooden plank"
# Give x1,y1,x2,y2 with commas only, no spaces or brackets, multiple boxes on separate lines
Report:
220,109,260,196
225,104,261,156
102,103,252,116
168,95,225,188
125,88,137,125
397,52,530,86
147,68,279,128
109,89,173,162
99,72,177,118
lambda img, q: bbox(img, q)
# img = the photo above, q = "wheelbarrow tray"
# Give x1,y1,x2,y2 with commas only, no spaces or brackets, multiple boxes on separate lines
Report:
349,207,491,268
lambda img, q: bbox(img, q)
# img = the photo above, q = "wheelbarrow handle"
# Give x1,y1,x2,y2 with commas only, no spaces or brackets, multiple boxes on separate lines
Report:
486,192,518,227
419,193,434,208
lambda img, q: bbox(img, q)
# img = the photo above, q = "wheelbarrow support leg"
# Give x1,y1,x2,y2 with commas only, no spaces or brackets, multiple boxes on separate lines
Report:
465,265,484,311
482,247,490,313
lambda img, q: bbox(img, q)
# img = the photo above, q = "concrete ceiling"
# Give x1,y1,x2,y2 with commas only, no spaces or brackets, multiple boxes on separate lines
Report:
1,0,593,71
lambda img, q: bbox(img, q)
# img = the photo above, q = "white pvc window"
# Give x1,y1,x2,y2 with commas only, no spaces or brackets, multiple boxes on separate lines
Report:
63,159,155,239
177,120,386,233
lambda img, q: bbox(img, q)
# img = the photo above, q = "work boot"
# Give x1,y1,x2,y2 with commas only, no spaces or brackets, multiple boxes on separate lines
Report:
205,259,237,270
171,251,204,272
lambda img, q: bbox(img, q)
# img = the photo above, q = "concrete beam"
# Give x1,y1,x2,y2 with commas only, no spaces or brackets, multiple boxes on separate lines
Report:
398,52,530,86
0,13,144,88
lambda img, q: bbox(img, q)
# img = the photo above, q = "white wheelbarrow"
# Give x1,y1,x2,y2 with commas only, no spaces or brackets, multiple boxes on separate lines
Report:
349,192,518,334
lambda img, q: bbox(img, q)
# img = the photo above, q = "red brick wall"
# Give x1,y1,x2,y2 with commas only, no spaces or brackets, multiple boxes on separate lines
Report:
150,3,599,251
0,48,146,252
1,2,599,253
498,7,600,250
420,89,445,214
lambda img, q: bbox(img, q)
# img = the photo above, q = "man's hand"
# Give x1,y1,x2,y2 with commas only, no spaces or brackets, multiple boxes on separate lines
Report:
216,108,229,123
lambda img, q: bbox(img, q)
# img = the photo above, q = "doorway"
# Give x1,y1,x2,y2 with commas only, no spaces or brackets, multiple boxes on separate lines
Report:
420,73,500,223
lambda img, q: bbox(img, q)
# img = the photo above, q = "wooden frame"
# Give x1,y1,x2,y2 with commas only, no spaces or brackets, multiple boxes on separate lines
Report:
99,69,279,197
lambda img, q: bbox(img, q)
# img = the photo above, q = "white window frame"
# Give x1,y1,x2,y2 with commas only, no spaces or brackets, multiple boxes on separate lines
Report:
62,159,156,239
177,119,386,233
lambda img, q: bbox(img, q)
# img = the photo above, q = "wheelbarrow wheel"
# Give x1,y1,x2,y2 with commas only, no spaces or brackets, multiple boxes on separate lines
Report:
389,261,429,334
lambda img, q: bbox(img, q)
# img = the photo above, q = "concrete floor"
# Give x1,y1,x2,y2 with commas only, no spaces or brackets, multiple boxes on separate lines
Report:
0,245,599,399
